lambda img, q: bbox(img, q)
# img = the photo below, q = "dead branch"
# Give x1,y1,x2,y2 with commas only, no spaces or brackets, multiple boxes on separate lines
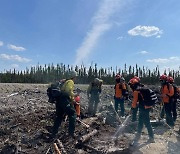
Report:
45,147,51,154
57,139,67,154
76,118,90,128
53,143,61,154
83,144,100,153
78,129,98,144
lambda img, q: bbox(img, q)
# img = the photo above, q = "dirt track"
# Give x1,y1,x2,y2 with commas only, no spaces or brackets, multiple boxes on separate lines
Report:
0,83,180,154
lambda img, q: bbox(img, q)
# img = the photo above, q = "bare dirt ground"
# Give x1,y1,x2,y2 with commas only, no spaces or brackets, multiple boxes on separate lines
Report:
0,83,180,154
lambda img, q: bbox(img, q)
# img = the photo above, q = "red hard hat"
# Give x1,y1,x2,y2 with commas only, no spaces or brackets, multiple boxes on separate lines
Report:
128,78,139,85
75,95,80,102
133,76,140,82
167,76,174,83
159,74,167,81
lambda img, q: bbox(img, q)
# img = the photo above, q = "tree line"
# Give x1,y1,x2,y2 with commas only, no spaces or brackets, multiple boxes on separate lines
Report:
0,63,180,85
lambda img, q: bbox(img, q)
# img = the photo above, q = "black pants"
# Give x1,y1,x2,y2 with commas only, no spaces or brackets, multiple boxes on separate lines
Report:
171,101,177,122
114,97,125,117
132,107,138,122
164,103,174,126
88,95,100,115
160,105,165,119
137,108,154,138
52,95,76,136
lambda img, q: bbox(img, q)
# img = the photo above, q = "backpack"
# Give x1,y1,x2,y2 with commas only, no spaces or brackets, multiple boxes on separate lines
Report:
169,84,179,101
47,80,65,103
139,88,158,107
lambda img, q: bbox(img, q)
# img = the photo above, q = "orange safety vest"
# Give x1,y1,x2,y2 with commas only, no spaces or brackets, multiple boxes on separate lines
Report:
161,84,174,103
115,83,126,98
132,90,152,109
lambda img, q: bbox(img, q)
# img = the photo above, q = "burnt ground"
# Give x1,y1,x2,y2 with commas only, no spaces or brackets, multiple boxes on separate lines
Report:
0,83,180,154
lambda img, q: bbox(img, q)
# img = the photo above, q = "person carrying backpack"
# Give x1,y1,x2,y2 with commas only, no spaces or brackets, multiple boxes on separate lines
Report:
167,76,179,122
159,74,174,127
47,79,66,103
50,70,78,139
128,76,142,122
129,77,155,143
114,74,128,118
87,78,103,116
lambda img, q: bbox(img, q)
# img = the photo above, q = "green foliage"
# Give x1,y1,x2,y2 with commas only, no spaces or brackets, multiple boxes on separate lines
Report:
0,63,180,85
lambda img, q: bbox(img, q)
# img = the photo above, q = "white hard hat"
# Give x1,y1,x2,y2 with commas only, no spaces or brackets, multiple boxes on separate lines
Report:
69,70,77,78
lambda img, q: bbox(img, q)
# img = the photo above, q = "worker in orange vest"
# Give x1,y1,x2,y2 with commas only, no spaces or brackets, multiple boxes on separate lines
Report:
114,74,128,118
160,74,174,126
129,78,154,143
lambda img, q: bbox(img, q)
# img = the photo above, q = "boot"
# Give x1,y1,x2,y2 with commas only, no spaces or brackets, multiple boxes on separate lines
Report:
147,137,155,143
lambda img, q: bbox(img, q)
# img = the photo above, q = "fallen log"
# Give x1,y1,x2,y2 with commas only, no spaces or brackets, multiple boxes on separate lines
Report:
83,144,100,153
7,92,18,97
57,139,67,154
78,129,98,144
53,143,61,154
76,118,90,128
82,117,98,126
45,147,51,154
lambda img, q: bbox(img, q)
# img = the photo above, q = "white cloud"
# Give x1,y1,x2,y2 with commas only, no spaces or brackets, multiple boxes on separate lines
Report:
147,56,180,63
0,41,3,46
156,35,161,38
128,25,163,37
0,54,31,62
74,0,126,65
117,36,123,40
7,44,26,51
139,51,149,54
11,64,19,68
147,58,169,63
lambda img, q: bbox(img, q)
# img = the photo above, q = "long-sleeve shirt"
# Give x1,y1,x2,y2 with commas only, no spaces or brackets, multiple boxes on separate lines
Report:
114,83,126,98
132,90,152,109
87,82,102,96
61,79,75,101
161,84,174,103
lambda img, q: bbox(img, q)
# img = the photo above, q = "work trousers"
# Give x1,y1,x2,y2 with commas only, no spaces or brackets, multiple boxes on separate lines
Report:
137,108,154,138
52,96,76,136
171,100,177,122
114,97,125,117
164,103,174,126
88,95,100,115
132,107,138,122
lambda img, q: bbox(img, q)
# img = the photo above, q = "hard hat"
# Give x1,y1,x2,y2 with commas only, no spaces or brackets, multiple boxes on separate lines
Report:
167,76,174,83
94,78,103,84
159,74,167,81
75,95,80,102
94,78,100,83
128,78,139,85
69,70,77,78
133,76,140,82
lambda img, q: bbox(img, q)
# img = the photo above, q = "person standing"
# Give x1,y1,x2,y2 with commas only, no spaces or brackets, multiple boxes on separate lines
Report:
160,74,174,126
167,76,179,122
87,78,103,116
128,76,141,122
129,78,154,143
51,70,77,138
114,74,127,118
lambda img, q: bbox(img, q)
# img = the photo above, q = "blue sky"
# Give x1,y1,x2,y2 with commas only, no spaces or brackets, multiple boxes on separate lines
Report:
0,0,180,73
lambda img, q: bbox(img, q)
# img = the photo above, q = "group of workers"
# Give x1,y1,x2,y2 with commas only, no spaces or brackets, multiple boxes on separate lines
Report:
48,70,179,143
